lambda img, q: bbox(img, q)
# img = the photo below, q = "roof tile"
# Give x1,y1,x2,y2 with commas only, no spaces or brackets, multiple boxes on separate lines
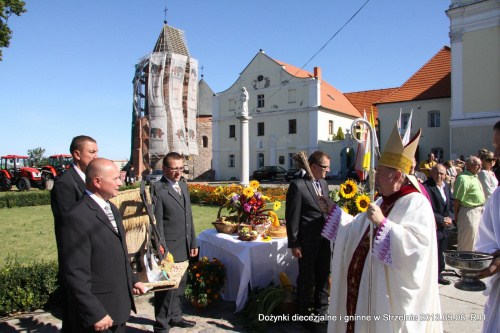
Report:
273,59,362,118
377,46,451,104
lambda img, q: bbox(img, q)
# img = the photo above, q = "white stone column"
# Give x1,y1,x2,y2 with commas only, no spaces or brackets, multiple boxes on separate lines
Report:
238,114,252,186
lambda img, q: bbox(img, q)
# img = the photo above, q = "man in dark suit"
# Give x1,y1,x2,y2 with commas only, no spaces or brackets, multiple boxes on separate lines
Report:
60,158,146,332
50,135,98,332
424,164,454,285
285,151,331,320
152,152,198,333
51,135,98,246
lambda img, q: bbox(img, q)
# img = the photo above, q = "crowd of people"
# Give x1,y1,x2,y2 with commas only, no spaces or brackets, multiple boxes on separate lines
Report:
50,120,500,332
286,121,500,332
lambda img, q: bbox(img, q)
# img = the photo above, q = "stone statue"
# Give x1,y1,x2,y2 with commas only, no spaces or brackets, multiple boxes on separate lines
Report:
240,87,249,117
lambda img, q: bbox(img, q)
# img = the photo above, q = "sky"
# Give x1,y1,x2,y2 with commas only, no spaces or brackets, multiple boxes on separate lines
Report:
0,0,451,160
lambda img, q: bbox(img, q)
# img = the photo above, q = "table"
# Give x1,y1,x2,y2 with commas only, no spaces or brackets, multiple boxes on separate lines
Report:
197,229,299,312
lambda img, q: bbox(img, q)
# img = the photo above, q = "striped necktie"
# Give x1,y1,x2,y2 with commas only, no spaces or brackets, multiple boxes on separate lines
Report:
173,184,182,196
104,203,119,233
315,180,323,196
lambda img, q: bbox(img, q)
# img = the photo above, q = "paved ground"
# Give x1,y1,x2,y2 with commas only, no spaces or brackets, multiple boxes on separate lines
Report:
0,267,489,332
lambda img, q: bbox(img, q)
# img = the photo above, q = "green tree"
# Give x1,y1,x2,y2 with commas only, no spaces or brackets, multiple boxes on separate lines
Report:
27,146,47,167
1,0,27,61
336,126,345,140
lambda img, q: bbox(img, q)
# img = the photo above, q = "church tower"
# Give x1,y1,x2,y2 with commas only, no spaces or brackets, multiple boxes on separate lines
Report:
130,21,213,180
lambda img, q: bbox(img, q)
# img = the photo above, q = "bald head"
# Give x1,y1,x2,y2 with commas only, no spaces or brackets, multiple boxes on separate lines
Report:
86,158,122,201
465,156,482,175
431,164,446,186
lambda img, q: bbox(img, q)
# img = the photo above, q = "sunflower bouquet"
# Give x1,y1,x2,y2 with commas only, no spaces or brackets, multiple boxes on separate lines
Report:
221,180,281,224
185,257,226,308
330,179,371,216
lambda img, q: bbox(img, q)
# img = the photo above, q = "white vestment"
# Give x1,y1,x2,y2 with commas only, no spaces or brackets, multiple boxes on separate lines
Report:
324,192,442,333
475,187,500,333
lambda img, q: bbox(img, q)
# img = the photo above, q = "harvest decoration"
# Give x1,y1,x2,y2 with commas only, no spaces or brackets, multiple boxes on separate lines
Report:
222,180,281,224
185,257,226,308
331,179,370,216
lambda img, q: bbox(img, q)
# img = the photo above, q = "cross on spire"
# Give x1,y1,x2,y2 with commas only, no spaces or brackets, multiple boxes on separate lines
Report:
200,65,204,78
163,7,168,24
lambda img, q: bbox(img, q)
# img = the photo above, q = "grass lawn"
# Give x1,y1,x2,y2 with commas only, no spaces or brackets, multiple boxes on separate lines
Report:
0,202,286,266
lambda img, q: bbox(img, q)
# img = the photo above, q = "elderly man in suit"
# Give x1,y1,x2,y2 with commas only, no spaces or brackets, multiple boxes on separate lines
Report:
51,135,98,332
60,158,146,332
424,164,454,285
152,152,198,333
285,151,331,324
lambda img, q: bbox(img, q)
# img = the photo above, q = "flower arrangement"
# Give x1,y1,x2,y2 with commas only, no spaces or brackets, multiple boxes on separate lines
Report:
330,179,371,216
185,257,227,308
221,180,281,224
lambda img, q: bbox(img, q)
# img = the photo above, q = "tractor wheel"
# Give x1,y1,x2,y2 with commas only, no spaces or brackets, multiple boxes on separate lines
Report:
17,177,31,191
0,175,12,191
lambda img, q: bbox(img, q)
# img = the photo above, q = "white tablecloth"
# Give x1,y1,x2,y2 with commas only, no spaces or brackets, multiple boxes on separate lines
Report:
197,229,299,312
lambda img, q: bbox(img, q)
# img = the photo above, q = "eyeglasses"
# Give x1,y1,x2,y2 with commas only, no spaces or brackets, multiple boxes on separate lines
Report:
315,163,330,170
486,158,495,162
166,166,183,172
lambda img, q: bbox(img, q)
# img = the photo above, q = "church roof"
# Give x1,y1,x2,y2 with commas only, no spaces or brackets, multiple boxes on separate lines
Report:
198,78,214,116
344,88,398,124
273,59,362,118
153,24,190,56
376,46,451,104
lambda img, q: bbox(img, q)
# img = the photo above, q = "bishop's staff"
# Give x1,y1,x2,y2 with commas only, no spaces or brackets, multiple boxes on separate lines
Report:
350,118,377,327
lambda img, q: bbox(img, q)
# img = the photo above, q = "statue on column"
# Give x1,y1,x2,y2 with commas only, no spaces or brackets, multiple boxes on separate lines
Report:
240,87,249,117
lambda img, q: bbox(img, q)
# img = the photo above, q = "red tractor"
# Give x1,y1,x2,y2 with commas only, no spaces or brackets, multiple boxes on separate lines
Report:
0,155,43,191
40,154,73,181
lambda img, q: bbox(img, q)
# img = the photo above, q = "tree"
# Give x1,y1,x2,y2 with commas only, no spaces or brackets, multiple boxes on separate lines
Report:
0,0,27,61
336,127,345,140
27,146,47,167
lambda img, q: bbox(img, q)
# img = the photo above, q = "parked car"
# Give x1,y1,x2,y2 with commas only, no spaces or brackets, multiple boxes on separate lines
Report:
146,169,164,184
252,166,286,181
285,168,301,181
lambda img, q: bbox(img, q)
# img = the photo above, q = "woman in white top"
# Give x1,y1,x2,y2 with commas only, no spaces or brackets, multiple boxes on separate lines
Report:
478,151,499,203
444,160,458,187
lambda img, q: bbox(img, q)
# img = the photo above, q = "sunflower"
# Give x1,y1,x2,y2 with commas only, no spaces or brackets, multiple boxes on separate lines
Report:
355,195,371,212
214,186,223,194
249,180,260,189
273,201,281,211
342,206,349,214
243,187,255,198
340,180,357,199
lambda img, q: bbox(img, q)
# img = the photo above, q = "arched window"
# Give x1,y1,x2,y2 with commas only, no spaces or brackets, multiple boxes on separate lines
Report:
202,136,208,148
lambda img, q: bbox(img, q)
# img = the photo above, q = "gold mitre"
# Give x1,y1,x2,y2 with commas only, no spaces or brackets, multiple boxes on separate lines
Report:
378,122,421,175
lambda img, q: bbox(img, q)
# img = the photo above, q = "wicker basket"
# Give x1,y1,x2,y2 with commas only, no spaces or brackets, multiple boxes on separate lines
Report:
110,187,187,291
213,204,239,234
143,260,189,292
213,221,238,234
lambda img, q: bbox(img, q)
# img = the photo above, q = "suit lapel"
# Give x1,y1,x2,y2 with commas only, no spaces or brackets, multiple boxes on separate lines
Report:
69,166,86,194
433,185,446,208
83,195,121,236
161,179,185,209
304,178,322,211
